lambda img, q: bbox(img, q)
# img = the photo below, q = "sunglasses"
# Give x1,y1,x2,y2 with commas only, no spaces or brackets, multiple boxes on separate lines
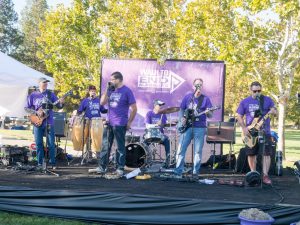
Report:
252,90,261,93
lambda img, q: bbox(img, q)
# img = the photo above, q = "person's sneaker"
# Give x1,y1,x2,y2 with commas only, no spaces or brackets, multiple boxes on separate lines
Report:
192,173,199,179
116,169,124,177
88,167,106,174
50,165,57,170
263,175,272,185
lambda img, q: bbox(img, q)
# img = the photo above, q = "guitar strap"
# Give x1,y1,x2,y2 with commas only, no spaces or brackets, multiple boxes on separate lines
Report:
196,94,205,111
259,95,264,116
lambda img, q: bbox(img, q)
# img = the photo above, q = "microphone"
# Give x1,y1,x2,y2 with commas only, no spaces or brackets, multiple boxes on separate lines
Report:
195,84,202,89
256,95,261,100
107,82,115,91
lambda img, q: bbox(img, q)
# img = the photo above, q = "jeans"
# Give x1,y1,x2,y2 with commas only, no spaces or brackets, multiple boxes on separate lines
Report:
99,125,127,171
174,127,206,175
33,125,56,166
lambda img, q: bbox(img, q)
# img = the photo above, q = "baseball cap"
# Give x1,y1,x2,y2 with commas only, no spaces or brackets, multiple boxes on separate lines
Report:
38,77,50,83
88,85,97,90
153,99,165,106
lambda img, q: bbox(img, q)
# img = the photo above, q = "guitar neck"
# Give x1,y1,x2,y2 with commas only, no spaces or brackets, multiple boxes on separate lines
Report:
255,114,270,129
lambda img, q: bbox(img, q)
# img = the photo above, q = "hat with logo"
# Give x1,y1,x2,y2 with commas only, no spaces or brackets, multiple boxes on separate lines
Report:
153,99,165,106
38,77,50,83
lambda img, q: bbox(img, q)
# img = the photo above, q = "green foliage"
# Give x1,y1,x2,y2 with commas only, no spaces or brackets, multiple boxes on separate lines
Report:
19,0,48,73
0,0,23,57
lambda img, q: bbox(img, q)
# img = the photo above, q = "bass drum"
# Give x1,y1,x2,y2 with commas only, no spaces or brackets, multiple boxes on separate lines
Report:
125,143,151,168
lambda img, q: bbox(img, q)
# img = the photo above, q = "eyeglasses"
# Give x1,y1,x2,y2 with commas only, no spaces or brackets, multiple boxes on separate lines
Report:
252,90,261,93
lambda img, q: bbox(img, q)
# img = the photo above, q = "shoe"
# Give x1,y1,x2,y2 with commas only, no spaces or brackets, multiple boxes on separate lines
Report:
263,175,272,185
88,167,106,174
50,165,57,170
116,169,124,176
192,173,199,179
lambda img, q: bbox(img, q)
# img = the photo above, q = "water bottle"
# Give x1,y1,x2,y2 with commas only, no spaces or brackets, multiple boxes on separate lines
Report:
275,151,283,176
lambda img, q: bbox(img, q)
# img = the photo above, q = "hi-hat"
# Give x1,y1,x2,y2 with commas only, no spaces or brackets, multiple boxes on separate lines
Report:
159,107,180,114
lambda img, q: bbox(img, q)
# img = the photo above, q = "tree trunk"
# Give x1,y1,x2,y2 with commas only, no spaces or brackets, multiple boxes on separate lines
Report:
277,103,286,159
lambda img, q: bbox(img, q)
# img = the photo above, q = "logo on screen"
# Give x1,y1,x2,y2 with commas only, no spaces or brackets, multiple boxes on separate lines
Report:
138,69,185,93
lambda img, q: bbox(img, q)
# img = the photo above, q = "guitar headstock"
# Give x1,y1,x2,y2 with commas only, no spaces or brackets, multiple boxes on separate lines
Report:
207,105,221,112
63,89,73,98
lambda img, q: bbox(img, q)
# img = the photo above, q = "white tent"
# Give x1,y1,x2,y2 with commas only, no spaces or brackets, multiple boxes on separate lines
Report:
0,52,54,118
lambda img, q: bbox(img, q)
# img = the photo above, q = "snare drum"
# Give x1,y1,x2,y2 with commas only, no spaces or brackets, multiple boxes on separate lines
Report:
125,143,151,168
90,118,103,152
143,128,164,143
71,116,89,151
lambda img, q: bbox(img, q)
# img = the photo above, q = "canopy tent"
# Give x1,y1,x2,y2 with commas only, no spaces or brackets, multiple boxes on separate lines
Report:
0,52,54,118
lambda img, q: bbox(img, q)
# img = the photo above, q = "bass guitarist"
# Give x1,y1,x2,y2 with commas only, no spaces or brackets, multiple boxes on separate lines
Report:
236,81,277,185
172,78,213,178
25,77,65,169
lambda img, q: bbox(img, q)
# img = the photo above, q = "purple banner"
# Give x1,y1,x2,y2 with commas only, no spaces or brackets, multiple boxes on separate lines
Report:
101,59,225,162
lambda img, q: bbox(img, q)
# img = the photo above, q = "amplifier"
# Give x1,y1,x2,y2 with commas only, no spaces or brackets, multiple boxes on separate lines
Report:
53,112,67,137
206,121,236,144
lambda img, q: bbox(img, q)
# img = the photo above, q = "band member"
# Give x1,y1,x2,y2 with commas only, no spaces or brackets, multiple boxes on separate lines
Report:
173,78,213,178
97,71,137,176
77,85,107,118
25,77,65,169
236,81,277,185
145,99,171,168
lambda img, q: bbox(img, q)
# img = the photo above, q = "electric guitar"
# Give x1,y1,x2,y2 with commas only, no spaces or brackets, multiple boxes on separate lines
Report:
178,105,220,134
27,90,73,127
241,113,270,148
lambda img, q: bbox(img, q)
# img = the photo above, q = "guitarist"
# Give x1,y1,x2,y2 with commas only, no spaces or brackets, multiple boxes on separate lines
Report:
236,81,277,185
25,77,65,169
172,78,213,178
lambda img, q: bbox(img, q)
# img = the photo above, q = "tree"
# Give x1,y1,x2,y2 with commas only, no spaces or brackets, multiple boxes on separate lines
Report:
0,0,23,57
20,0,48,73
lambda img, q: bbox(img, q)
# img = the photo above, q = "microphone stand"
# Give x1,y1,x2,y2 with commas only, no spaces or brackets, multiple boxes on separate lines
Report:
41,93,59,176
80,99,92,165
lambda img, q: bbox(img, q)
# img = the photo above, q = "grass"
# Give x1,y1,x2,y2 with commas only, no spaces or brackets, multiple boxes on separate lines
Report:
0,128,299,224
0,211,95,225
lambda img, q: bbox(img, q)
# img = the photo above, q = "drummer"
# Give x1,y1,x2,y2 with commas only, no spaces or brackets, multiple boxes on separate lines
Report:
144,99,171,168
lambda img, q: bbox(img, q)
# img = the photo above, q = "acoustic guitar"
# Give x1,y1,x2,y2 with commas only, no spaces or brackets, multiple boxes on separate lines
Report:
178,105,220,134
27,90,73,127
241,113,270,148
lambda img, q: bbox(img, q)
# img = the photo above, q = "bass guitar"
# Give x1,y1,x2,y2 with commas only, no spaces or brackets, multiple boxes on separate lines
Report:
178,105,220,134
27,90,73,127
241,113,270,148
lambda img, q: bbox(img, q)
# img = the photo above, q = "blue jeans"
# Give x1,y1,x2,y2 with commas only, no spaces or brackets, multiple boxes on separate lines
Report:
99,125,127,171
33,125,56,166
174,127,206,175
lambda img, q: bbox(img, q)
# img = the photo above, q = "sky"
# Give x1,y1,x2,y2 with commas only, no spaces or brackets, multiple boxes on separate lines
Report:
12,0,72,18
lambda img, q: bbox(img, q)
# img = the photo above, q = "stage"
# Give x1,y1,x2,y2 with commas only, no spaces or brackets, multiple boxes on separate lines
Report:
0,161,299,224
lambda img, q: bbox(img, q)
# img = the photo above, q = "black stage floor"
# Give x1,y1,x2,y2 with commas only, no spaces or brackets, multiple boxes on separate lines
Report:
0,161,299,224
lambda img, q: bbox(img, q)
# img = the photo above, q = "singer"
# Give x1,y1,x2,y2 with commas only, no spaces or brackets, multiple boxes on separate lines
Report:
25,77,65,170
171,78,213,179
236,81,277,185
96,71,137,177
77,85,107,119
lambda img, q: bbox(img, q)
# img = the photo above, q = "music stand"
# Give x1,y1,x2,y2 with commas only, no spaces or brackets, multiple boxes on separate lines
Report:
206,121,236,170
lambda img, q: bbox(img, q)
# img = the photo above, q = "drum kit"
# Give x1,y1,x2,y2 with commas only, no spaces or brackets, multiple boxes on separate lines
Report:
69,106,179,168
125,107,180,169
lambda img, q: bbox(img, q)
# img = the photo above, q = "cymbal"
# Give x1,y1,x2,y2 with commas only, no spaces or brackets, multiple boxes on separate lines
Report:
159,107,180,114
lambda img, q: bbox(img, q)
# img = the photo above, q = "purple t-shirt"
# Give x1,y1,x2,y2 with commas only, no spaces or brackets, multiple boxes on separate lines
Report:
108,85,136,126
26,90,60,126
78,97,106,119
180,93,213,128
236,95,275,134
145,111,167,133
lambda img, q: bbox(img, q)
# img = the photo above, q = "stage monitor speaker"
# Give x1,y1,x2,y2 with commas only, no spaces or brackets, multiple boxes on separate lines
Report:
53,112,67,137
206,121,236,144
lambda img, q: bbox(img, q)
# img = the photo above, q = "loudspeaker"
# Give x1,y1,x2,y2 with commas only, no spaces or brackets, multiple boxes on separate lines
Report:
206,122,236,144
53,112,67,137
